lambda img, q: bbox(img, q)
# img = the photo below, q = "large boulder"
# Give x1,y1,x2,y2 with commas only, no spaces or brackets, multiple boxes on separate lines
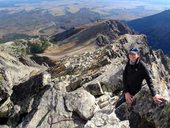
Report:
65,89,98,120
83,65,124,96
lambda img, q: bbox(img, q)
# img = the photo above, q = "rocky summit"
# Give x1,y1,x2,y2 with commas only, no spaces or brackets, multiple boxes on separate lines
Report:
0,20,170,128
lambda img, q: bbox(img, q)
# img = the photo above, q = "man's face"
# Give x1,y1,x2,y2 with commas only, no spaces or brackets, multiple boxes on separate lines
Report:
128,52,139,62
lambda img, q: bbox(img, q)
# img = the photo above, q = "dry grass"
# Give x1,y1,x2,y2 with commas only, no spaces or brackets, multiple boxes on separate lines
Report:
42,41,97,60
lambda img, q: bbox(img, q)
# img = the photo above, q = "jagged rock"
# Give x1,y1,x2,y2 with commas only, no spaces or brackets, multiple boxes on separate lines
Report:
132,86,170,128
0,125,9,128
96,35,111,46
18,56,44,68
155,49,170,73
65,89,98,120
115,86,170,128
0,51,45,95
69,72,102,91
54,81,68,92
84,65,124,95
84,81,104,96
7,73,51,127
0,51,45,125
10,83,85,128
98,56,111,67
66,77,87,91
85,100,129,128
18,86,51,128
0,98,12,118
96,94,112,105
42,72,51,86
0,89,9,105
49,44,114,80
35,87,86,128
96,95,118,109
49,62,67,77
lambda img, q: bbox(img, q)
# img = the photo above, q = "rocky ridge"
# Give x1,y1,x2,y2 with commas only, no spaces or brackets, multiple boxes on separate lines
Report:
0,20,170,128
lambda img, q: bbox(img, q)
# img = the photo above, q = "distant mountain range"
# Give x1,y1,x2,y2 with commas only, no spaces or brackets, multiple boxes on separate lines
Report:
0,0,159,42
128,10,170,55
0,8,102,43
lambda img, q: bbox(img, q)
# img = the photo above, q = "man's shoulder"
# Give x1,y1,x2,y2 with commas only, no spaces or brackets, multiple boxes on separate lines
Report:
138,60,147,69
125,59,130,66
139,60,145,65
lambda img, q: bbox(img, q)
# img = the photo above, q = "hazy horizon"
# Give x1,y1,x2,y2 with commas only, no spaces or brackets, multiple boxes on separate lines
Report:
0,0,170,11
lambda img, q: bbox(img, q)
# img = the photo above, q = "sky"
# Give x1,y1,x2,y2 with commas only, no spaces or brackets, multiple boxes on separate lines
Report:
0,0,168,4
0,0,170,10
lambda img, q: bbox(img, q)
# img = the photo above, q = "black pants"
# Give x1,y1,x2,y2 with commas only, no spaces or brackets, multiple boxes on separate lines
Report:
115,94,126,108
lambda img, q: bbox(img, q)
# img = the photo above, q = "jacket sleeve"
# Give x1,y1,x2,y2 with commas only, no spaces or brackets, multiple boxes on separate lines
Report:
141,62,156,96
123,64,129,93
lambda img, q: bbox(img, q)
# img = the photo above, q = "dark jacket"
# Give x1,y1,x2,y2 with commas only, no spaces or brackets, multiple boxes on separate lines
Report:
123,58,156,96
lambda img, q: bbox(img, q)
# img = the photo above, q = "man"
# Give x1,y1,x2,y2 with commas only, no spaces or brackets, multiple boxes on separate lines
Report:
115,47,165,108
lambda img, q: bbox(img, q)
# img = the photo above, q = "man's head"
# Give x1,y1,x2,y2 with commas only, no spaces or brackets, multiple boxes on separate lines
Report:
128,47,140,62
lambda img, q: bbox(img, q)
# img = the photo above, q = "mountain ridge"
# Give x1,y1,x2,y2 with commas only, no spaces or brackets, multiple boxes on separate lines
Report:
0,19,170,128
128,9,170,55
45,20,134,59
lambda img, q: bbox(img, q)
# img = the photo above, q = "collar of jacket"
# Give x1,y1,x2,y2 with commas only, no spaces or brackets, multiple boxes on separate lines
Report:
129,58,140,65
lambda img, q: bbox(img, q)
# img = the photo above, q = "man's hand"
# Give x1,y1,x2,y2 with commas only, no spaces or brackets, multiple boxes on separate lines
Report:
153,94,165,104
125,92,133,104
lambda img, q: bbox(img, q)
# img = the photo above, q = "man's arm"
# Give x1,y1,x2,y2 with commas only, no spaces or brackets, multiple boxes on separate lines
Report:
141,62,156,96
142,62,165,103
123,63,134,104
123,64,129,93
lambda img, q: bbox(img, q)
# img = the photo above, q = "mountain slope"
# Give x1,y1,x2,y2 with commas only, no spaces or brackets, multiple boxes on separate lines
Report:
0,8,102,42
0,0,160,42
1,19,170,128
45,20,134,59
128,10,170,55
